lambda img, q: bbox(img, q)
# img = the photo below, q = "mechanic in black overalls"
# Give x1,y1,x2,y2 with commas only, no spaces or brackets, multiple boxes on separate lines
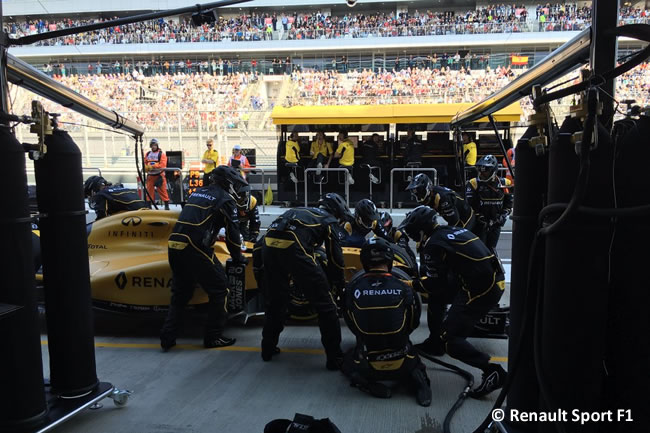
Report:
261,193,350,370
235,186,261,242
465,155,513,250
399,205,507,398
406,173,475,229
84,175,149,220
342,238,431,407
160,166,249,351
341,199,392,248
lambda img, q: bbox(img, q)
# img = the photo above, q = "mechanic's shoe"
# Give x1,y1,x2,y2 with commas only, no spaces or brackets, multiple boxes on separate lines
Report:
469,364,506,398
411,367,432,407
326,354,344,371
415,338,445,357
316,162,323,176
364,381,392,399
262,346,281,362
160,338,176,352
164,201,170,210
289,172,298,183
204,336,236,349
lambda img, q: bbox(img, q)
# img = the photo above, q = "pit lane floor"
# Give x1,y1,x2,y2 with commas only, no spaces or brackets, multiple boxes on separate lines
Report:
49,208,513,433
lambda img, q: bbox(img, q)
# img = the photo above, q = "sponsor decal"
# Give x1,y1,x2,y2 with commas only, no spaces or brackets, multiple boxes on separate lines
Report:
88,244,107,250
226,262,246,312
115,272,127,290
354,289,361,299
107,230,155,238
361,289,401,296
121,216,142,226
113,271,173,290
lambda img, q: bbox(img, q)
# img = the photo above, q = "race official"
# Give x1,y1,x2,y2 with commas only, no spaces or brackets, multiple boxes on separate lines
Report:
342,238,431,407
84,175,149,220
399,205,507,398
261,193,351,370
160,166,248,351
465,155,513,250
144,138,170,210
406,173,475,229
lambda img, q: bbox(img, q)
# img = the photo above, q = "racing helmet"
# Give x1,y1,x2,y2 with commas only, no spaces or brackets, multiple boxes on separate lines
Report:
319,193,352,223
354,199,379,230
360,237,394,272
84,175,110,197
209,165,248,199
476,154,499,182
398,205,440,243
236,185,251,209
406,173,434,204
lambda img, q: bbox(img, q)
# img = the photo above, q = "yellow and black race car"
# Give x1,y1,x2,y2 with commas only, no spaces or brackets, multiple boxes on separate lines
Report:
32,209,418,322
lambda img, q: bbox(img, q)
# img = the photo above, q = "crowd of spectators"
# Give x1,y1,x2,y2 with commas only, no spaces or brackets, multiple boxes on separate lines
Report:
11,71,262,131
10,62,650,134
6,3,650,46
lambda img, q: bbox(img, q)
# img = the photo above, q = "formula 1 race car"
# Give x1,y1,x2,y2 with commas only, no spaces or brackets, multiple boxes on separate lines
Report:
33,209,507,338
33,209,418,321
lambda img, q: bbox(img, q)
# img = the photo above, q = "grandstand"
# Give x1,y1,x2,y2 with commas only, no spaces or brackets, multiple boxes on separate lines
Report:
6,1,650,172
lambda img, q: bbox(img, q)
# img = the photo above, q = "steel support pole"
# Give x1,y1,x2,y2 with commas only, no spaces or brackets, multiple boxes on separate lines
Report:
590,0,619,129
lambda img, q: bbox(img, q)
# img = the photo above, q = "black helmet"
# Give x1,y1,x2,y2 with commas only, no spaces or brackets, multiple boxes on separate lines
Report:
354,199,379,230
236,185,251,209
406,173,433,204
360,237,394,272
476,154,499,182
209,165,248,199
84,175,110,197
319,193,352,222
397,205,440,243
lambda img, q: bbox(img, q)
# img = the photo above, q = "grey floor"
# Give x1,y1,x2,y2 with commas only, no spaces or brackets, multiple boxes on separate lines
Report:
54,207,513,433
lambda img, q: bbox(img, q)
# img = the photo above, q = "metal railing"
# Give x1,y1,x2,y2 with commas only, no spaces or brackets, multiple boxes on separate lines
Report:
304,167,350,208
82,167,102,177
241,166,270,212
389,167,437,212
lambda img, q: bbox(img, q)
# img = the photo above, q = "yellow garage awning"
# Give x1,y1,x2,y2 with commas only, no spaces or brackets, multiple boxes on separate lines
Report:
271,102,522,125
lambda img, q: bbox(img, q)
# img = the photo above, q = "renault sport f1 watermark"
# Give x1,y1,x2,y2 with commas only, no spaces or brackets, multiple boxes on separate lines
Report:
491,409,633,425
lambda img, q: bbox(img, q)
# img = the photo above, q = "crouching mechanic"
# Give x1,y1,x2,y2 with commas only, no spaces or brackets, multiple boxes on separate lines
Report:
236,186,261,242
342,238,432,407
406,173,475,230
160,166,249,351
261,193,351,370
398,206,507,398
341,199,392,247
84,175,149,220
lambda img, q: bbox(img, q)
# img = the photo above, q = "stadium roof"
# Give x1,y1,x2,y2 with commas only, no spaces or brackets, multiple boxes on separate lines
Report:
271,103,522,125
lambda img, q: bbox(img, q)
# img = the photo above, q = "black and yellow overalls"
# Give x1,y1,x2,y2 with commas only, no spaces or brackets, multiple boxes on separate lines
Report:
160,185,244,345
420,226,505,369
342,269,428,398
465,177,513,249
92,185,149,220
429,185,476,230
238,195,261,242
261,207,345,362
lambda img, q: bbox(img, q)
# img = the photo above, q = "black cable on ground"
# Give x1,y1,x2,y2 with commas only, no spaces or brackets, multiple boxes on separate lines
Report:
418,351,474,433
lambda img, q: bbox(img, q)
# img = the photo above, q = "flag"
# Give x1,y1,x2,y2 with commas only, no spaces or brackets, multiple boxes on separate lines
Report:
264,184,273,205
511,55,529,65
